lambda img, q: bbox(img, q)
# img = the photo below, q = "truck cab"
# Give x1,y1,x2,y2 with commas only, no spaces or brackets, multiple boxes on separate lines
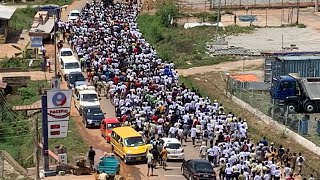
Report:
270,75,298,101
74,85,101,115
270,74,320,113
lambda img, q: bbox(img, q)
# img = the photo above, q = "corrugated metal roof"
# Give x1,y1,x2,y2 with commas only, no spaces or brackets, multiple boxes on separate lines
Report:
277,56,320,61
0,5,16,20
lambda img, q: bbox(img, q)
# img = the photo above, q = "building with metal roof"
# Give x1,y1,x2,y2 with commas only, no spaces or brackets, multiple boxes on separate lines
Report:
0,5,17,44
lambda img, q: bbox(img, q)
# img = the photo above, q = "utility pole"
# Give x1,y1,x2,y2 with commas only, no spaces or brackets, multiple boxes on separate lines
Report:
215,0,222,41
34,117,40,180
281,0,284,25
296,0,300,24
53,10,58,78
316,0,319,13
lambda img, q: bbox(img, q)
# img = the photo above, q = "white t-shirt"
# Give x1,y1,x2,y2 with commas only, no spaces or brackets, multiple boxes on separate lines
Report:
190,128,197,137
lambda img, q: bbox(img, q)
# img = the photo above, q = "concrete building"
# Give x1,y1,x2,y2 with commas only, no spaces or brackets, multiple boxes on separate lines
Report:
0,5,17,44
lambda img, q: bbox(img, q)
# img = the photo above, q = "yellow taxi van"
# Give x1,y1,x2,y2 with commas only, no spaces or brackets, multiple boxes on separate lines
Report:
110,126,151,164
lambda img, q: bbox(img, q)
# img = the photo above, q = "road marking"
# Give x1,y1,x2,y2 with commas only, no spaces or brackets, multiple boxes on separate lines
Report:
165,166,181,169
164,175,184,177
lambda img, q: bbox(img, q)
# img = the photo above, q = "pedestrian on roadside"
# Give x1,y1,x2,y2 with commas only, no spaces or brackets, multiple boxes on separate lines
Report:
98,170,108,180
290,152,297,172
147,150,154,176
151,147,160,169
160,146,168,171
296,152,305,175
88,146,96,171
308,174,315,180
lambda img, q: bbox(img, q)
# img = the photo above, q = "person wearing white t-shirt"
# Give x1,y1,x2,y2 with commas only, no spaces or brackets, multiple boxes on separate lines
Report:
225,163,233,180
274,167,281,180
190,126,197,147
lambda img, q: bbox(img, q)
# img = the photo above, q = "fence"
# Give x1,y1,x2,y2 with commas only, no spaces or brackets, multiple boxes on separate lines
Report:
227,76,320,149
177,0,317,11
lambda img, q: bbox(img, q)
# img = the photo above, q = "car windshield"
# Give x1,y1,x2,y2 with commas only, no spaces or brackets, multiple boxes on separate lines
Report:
166,143,181,149
194,162,213,171
65,62,80,69
107,123,121,129
61,51,73,56
124,136,145,147
70,74,85,83
87,108,103,116
81,94,98,101
70,13,79,16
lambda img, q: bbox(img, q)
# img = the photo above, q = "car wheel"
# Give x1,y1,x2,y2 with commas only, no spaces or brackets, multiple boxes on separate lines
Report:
181,168,184,176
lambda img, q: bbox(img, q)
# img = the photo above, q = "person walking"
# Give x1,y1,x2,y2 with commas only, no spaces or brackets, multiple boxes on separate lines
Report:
199,142,208,160
296,152,305,175
147,150,154,176
151,147,160,169
98,170,108,180
191,125,197,147
88,146,96,171
160,147,168,171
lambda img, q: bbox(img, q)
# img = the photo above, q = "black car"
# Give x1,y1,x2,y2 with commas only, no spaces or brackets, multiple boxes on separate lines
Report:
82,106,105,128
68,71,85,89
181,159,216,180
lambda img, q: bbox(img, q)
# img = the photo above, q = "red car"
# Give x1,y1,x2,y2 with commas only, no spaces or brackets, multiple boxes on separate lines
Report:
100,118,121,142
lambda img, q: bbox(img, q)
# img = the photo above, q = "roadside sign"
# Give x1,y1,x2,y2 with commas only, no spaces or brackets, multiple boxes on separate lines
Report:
47,90,72,109
30,36,43,48
50,78,60,89
46,89,72,139
58,153,68,164
48,121,69,138
47,108,70,122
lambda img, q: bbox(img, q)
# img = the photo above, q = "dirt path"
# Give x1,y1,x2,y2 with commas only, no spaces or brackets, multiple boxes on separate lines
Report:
176,58,263,76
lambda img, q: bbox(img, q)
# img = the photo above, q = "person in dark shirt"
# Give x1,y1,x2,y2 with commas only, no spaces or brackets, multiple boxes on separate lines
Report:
151,147,160,168
88,146,96,171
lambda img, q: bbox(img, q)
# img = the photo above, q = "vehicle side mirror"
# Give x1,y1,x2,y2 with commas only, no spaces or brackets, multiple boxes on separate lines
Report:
99,98,101,100
77,98,79,101
104,113,106,115
61,66,64,69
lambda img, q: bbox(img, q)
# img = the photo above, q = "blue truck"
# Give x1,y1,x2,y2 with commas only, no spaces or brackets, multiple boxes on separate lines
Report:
270,73,320,113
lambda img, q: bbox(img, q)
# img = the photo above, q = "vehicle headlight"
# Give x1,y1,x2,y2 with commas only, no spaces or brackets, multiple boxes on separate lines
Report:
87,119,93,123
107,133,111,136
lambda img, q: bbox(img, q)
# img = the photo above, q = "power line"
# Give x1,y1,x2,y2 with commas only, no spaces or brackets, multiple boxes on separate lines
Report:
0,134,33,139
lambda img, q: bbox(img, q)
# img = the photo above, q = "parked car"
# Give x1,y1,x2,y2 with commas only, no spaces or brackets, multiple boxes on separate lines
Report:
159,138,184,160
181,159,216,180
68,71,85,89
82,106,105,128
68,9,80,21
100,118,121,143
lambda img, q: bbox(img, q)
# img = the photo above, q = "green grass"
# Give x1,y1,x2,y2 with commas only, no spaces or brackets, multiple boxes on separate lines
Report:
48,118,87,164
9,6,37,30
1,81,87,168
6,80,49,106
137,14,254,69
0,57,41,71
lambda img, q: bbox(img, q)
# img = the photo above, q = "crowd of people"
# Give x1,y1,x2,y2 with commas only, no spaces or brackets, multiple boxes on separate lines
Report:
57,1,316,179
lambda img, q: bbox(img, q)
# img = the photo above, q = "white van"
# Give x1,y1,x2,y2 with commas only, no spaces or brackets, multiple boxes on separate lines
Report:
60,56,81,80
160,138,184,160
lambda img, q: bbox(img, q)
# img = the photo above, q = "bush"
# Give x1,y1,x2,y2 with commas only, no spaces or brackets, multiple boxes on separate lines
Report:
9,6,37,30
156,0,179,27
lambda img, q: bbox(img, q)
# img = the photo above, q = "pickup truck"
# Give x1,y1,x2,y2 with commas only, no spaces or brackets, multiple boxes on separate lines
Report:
74,85,101,115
